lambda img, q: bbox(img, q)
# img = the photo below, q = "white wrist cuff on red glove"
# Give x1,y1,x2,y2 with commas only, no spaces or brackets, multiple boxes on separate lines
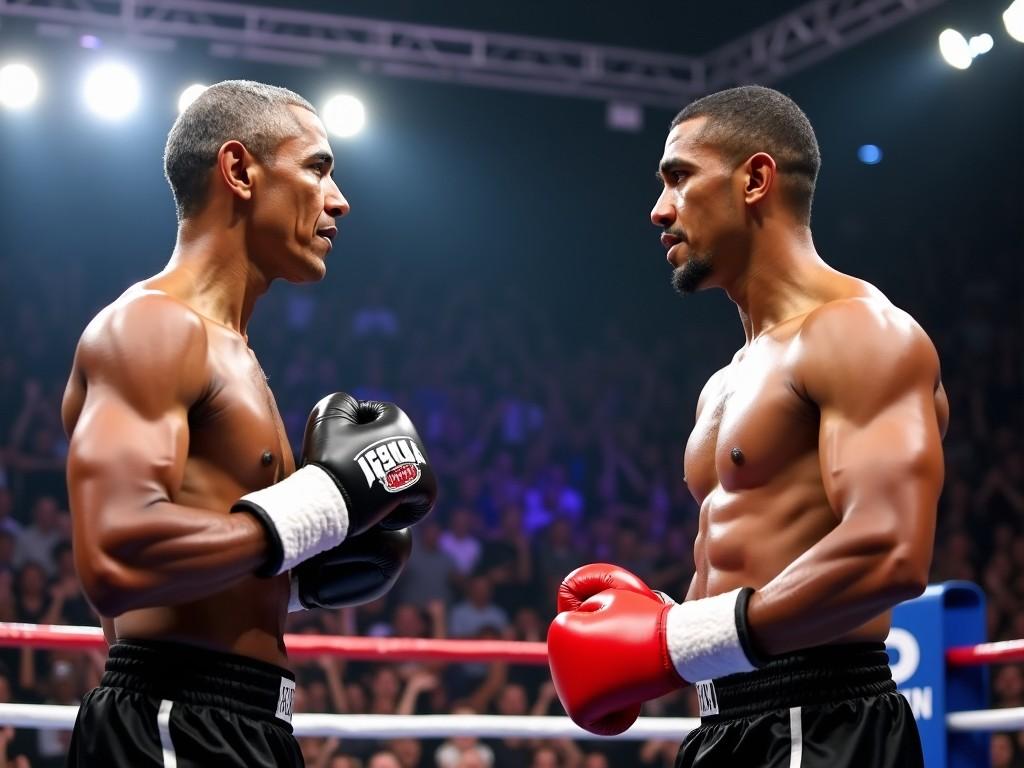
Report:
236,464,350,576
665,587,761,682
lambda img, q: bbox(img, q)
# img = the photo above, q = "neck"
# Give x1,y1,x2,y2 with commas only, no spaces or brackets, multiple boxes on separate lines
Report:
163,216,271,335
723,223,829,343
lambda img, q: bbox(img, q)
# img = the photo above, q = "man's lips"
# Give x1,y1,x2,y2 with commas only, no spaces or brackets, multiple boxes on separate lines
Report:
661,232,686,265
660,232,684,249
317,225,337,251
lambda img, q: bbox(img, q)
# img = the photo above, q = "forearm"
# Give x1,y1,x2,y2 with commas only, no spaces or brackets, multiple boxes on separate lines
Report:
746,513,930,656
82,501,269,616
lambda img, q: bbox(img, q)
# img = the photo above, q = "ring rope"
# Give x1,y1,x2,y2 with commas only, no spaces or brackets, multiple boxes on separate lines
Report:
2,623,1022,667
0,704,695,739
944,639,1024,667
2,624,1022,740
0,623,548,664
0,704,1020,737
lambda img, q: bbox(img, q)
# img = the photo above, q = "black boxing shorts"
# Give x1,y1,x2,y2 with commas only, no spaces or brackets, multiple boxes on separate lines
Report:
68,639,304,768
676,643,923,768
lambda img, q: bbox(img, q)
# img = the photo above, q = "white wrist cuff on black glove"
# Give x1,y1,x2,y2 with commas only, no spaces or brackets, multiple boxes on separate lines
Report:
236,464,349,576
288,575,306,613
665,587,762,682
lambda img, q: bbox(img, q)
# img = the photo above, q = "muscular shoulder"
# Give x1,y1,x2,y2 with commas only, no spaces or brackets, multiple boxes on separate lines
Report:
76,291,210,413
796,297,940,412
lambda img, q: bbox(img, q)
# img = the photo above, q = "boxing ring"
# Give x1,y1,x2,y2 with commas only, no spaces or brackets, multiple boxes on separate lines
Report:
0,582,1020,765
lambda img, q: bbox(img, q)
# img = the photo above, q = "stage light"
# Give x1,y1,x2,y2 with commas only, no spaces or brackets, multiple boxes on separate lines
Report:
857,145,883,165
969,33,994,56
0,63,40,110
83,62,140,119
939,29,973,69
1005,0,1024,43
178,83,208,114
322,94,365,138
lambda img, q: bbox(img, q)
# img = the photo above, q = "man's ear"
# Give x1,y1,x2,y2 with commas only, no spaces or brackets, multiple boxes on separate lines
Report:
216,140,255,203
743,152,776,207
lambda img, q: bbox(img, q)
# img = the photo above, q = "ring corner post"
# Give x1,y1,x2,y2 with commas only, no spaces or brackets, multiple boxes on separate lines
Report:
888,581,987,768
941,581,989,768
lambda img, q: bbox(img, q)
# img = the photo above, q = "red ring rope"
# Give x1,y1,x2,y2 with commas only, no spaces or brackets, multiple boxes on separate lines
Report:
1,623,1021,667
945,640,1024,667
0,623,549,664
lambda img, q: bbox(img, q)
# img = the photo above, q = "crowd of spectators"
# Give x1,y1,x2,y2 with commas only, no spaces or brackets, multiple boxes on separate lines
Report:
0,197,1020,766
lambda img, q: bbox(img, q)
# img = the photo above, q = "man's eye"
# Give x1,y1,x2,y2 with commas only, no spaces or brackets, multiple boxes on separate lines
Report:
313,163,326,176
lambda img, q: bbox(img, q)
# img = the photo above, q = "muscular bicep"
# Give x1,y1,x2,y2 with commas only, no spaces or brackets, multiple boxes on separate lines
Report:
807,300,944,567
66,295,209,591
818,385,943,543
68,381,191,519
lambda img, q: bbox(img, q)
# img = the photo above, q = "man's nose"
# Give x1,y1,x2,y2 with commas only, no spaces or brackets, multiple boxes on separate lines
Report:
650,188,675,229
325,179,350,218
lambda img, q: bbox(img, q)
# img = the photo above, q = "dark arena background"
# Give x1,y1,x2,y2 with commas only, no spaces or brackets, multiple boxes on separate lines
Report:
0,1,1022,766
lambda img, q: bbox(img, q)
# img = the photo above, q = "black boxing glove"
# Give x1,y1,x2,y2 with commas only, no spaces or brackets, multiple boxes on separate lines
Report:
289,527,412,612
234,392,437,576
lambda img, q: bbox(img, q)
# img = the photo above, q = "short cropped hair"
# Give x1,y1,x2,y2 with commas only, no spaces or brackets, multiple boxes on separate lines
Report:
671,85,821,222
163,80,316,220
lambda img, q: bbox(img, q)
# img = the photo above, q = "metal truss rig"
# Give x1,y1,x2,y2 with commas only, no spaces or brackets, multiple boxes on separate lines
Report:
0,0,948,109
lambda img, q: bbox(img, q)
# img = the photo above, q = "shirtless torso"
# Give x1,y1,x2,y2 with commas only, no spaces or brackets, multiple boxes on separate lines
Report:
684,272,949,650
62,274,293,666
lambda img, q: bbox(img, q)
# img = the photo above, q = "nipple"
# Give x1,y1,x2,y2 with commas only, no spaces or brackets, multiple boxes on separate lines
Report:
261,450,274,467
730,447,745,466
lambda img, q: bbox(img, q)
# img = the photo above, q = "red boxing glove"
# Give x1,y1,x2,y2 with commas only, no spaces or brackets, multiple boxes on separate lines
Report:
557,563,662,613
547,587,762,736
548,589,681,735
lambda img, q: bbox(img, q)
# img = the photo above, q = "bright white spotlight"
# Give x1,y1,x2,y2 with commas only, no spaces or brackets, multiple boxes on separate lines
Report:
177,83,208,114
939,29,973,69
1005,0,1024,43
0,63,39,110
969,33,994,55
322,94,366,138
83,62,140,119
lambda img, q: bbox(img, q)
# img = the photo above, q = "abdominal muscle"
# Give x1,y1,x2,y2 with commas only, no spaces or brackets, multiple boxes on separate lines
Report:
110,479,292,667
690,471,893,646
111,574,291,666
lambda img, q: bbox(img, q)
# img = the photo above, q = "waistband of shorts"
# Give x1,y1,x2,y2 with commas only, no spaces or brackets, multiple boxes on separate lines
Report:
698,643,895,722
101,639,296,729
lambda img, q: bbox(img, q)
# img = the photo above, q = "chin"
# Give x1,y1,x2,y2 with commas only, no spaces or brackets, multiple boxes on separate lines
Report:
297,261,328,283
285,248,329,283
671,260,712,295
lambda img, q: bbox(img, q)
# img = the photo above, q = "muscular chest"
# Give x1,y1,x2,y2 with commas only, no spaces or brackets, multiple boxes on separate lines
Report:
189,330,295,492
684,340,816,501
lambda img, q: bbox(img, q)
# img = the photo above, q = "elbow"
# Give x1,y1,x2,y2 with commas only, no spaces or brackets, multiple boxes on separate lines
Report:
78,556,136,618
882,547,929,604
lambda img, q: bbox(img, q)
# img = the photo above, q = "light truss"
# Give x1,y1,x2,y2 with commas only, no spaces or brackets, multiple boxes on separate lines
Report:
0,0,949,108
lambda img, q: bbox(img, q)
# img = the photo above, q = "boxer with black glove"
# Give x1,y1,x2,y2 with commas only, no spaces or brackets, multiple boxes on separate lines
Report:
62,81,438,768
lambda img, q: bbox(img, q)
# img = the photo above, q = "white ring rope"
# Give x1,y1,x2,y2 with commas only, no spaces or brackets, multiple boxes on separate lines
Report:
1,703,1022,738
945,707,1024,732
0,704,696,740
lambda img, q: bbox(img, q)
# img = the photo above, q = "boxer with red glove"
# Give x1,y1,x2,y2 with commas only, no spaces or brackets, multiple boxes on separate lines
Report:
547,563,762,736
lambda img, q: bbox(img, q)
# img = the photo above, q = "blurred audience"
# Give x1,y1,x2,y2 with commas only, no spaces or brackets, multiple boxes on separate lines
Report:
0,210,1020,765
